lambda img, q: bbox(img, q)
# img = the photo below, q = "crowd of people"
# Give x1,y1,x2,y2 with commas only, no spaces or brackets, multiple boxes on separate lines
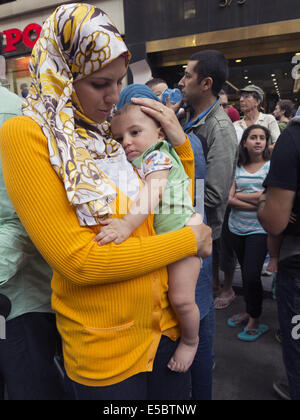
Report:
0,2,299,401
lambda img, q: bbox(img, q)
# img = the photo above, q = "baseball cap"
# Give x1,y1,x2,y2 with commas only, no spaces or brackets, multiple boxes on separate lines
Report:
240,85,264,102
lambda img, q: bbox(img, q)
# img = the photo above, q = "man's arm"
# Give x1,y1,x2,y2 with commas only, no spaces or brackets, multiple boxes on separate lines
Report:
258,188,295,236
205,123,238,208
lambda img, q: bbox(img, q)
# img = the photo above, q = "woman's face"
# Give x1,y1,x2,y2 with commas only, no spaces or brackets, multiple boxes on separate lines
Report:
244,128,267,156
74,56,127,123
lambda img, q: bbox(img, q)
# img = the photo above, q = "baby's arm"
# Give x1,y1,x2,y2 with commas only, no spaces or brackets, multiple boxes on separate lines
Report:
267,234,283,273
95,170,169,245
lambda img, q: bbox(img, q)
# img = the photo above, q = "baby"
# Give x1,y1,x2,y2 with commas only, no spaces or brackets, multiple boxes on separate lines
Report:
94,89,203,373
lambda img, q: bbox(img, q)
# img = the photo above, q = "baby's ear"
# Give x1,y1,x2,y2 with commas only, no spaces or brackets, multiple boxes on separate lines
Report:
158,127,166,140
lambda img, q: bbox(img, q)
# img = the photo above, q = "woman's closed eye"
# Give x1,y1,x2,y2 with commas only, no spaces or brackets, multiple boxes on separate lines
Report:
91,82,107,90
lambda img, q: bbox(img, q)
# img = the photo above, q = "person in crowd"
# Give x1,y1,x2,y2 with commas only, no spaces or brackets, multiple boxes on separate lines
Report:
219,89,240,123
0,3,211,400
178,50,238,310
20,83,29,99
273,99,296,132
234,85,280,147
227,125,271,341
95,84,203,373
0,82,63,400
146,78,169,101
258,114,300,400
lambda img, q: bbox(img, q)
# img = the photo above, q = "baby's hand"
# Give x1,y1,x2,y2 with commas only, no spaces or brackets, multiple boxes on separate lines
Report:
94,218,133,246
267,257,278,274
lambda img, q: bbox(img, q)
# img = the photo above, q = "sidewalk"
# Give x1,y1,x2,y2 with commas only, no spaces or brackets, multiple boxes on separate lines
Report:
212,268,287,400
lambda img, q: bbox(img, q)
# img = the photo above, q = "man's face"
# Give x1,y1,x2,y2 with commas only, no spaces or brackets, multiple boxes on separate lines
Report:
239,92,261,114
178,60,202,106
273,104,283,120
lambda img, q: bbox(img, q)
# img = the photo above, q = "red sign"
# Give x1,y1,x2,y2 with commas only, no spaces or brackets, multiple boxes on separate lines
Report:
2,23,42,53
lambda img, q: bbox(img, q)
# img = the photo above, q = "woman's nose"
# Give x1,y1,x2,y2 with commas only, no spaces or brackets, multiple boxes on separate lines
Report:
105,84,121,105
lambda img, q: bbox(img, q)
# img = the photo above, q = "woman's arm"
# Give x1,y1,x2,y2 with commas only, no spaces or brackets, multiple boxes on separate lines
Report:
235,191,263,206
0,117,199,287
228,182,257,211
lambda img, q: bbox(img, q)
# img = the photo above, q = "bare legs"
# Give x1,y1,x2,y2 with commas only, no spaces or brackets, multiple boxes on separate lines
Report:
167,256,201,372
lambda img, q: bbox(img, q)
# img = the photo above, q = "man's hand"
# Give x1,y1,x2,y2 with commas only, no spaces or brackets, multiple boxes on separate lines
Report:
94,218,133,246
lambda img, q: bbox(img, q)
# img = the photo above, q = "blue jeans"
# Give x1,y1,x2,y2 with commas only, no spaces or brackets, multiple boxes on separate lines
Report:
0,312,64,400
277,265,300,400
191,303,215,400
64,335,191,400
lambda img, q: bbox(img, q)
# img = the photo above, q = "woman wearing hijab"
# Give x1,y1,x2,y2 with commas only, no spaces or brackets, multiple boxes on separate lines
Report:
0,3,211,400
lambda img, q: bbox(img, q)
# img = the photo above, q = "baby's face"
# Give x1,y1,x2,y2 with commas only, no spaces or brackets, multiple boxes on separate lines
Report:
111,106,163,162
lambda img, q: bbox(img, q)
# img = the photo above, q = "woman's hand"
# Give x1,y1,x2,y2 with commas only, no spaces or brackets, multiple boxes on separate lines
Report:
131,97,186,147
189,222,212,259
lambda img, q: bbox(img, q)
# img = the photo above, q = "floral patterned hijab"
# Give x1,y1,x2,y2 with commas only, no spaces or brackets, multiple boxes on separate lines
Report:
23,3,133,226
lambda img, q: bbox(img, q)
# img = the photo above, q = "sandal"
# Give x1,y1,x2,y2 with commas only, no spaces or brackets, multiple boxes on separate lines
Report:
227,314,249,328
214,294,236,310
238,324,269,342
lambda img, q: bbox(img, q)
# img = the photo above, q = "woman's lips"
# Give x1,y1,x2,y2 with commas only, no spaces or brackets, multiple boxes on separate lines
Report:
98,109,111,116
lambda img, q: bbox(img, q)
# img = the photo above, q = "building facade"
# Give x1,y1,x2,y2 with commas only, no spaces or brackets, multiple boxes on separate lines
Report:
0,0,125,94
124,0,300,108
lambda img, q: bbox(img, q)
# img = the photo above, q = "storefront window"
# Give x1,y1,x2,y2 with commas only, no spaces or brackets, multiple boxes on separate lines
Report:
3,55,31,96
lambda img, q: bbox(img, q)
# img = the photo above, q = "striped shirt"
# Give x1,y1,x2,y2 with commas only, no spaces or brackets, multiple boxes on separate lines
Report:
229,161,270,236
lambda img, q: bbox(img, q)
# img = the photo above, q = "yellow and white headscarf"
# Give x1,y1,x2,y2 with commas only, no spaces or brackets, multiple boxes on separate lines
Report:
23,3,133,226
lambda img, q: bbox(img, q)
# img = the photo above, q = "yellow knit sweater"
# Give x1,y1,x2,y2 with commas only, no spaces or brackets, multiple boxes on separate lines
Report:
0,116,197,386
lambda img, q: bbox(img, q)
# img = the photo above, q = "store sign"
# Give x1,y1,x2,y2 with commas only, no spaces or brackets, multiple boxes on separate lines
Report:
219,0,246,6
1,23,42,53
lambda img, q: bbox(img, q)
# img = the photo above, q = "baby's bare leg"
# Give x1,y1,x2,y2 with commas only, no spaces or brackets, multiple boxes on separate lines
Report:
167,256,201,373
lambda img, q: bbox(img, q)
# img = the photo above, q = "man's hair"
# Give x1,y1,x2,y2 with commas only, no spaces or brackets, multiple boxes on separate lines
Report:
189,50,229,97
278,99,296,119
145,78,168,89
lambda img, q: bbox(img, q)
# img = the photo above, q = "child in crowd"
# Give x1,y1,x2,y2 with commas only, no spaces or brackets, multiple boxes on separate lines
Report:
227,125,271,341
94,87,203,373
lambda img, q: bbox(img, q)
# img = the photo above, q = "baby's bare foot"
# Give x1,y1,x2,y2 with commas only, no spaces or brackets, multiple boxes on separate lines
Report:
167,338,199,373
